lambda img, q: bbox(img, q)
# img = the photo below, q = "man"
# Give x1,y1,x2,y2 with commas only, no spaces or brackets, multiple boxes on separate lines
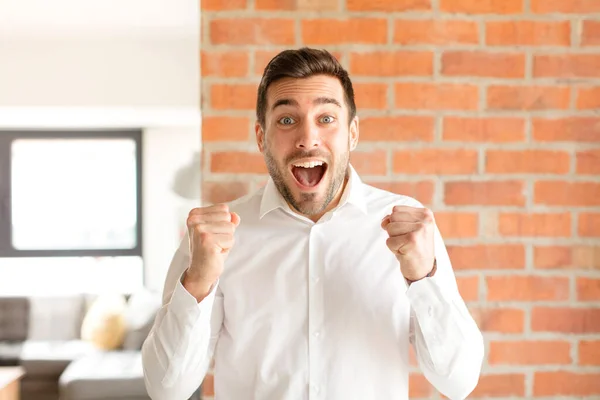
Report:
142,48,484,400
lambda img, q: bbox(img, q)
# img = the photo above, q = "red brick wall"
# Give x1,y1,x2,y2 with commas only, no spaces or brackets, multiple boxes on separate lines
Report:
200,0,600,398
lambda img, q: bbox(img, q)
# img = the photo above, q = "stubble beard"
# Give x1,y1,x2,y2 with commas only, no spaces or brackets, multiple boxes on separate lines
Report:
264,146,349,217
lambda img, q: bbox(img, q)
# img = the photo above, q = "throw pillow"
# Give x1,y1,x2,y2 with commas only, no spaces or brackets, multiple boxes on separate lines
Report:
80,293,127,350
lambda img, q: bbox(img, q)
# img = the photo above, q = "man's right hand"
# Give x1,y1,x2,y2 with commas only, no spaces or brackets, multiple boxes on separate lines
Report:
182,203,240,301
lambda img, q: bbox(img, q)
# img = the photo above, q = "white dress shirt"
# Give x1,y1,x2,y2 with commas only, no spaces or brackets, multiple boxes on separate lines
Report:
141,165,484,400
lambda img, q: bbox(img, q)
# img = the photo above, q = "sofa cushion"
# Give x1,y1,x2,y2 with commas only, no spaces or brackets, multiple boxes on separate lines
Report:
20,340,98,377
122,289,161,351
28,296,86,341
0,297,29,341
0,341,23,366
59,351,149,400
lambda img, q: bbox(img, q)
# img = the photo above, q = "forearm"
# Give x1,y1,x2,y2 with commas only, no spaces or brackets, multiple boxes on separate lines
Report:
408,276,483,400
142,280,219,400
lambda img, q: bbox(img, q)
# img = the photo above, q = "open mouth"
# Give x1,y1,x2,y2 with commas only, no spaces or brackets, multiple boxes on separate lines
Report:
291,160,328,189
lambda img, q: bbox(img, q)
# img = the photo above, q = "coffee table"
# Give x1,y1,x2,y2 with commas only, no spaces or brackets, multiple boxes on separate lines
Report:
0,367,24,400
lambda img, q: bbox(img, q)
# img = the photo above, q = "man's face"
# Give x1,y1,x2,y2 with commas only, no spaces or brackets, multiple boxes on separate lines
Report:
256,74,359,218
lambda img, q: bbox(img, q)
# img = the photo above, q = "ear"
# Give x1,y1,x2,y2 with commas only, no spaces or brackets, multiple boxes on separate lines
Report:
255,121,265,153
349,116,359,151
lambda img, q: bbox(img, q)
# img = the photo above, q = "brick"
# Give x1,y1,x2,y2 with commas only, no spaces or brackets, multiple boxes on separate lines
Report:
210,19,295,45
256,0,338,10
210,151,267,174
489,341,571,365
577,87,600,109
395,83,479,110
201,373,215,396
579,213,600,237
533,117,600,142
532,308,600,333
534,54,600,78
443,117,526,142
442,51,526,78
534,372,600,397
486,150,570,174
349,150,387,175
535,245,600,270
447,244,525,270
487,276,570,301
487,85,570,111
393,19,479,45
470,308,525,333
301,19,387,45
577,149,600,175
348,0,431,11
486,21,570,46
582,20,600,46
210,84,257,110
366,181,434,205
202,0,246,10
201,51,249,77
499,212,571,237
532,0,600,13
353,83,388,110
456,275,479,301
534,181,600,206
435,212,479,239
359,116,434,142
393,149,478,174
445,181,525,206
577,278,600,301
408,374,433,398
202,181,250,204
349,51,433,77
579,341,600,365
441,0,523,13
202,117,250,142
470,374,526,397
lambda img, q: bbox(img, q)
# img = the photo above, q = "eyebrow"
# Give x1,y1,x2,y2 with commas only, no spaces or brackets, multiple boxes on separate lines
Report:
271,97,342,111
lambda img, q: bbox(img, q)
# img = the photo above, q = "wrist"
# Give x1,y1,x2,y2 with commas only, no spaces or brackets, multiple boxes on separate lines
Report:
182,269,216,302
405,258,437,285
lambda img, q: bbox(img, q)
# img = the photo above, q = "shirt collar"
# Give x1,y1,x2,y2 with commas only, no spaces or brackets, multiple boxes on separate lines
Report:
259,163,368,219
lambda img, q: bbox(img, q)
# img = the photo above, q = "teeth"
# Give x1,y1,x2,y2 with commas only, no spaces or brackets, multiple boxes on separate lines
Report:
293,161,324,168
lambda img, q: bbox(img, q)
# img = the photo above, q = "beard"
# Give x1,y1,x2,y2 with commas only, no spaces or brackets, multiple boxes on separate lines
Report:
264,145,350,217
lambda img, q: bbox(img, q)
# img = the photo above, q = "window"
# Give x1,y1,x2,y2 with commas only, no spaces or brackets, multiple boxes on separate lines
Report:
0,130,142,258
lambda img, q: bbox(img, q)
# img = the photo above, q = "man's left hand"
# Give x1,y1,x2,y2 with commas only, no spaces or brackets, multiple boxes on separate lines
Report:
381,205,435,282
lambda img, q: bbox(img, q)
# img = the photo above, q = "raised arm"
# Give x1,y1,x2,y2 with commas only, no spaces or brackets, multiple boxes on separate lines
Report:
141,204,239,400
382,205,483,400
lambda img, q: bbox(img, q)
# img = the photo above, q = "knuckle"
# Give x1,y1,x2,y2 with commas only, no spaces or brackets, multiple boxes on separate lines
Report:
421,208,434,223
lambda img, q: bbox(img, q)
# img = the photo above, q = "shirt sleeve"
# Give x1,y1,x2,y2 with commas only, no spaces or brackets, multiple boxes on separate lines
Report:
141,231,224,400
405,224,484,400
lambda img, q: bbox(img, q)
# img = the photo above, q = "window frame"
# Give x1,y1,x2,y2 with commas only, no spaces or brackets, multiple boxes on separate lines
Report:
0,129,143,258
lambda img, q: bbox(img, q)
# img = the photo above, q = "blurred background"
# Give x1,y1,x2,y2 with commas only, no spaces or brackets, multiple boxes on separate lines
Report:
1,0,599,399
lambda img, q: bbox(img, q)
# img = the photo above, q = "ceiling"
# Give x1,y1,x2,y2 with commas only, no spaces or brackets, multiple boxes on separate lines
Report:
0,0,198,36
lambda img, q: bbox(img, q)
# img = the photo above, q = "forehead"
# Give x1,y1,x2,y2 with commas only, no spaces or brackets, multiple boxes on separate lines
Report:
266,75,345,108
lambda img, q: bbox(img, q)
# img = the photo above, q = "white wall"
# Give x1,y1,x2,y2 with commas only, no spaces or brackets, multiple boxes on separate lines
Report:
0,0,201,294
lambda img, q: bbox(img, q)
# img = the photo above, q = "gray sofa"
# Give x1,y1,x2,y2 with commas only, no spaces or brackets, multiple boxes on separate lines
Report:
0,290,176,400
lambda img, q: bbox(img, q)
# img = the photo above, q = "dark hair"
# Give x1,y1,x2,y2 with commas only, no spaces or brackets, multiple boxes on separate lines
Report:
256,47,356,129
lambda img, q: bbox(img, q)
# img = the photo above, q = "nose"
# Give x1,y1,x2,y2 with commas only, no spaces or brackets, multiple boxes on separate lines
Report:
296,120,320,149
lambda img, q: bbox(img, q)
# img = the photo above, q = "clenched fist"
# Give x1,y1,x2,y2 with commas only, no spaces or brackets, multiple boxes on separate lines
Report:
183,203,240,301
381,205,435,283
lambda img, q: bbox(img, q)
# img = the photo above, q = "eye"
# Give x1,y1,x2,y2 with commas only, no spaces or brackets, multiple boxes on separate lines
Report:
320,115,335,124
278,116,296,125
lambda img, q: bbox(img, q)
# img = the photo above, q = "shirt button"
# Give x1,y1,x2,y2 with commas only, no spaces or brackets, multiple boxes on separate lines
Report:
312,385,320,393
313,331,320,337
312,276,320,283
